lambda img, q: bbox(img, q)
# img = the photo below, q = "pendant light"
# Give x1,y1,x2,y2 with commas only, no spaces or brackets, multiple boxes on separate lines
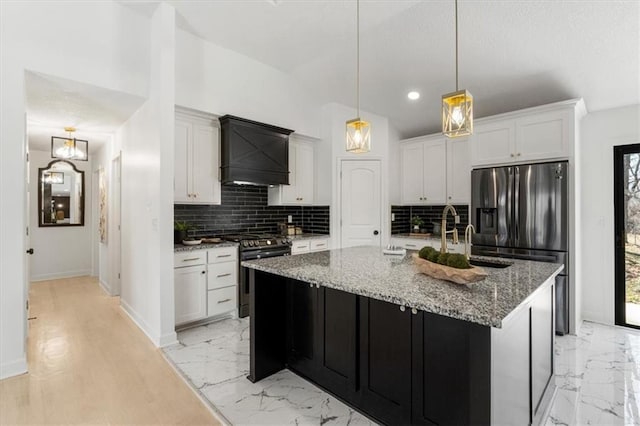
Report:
442,0,473,138
346,0,371,153
51,127,88,161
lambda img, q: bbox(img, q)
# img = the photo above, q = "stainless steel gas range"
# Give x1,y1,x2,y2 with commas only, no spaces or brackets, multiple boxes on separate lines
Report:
221,234,291,318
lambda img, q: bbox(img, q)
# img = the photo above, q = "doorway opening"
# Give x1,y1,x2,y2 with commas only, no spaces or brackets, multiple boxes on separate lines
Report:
614,143,640,329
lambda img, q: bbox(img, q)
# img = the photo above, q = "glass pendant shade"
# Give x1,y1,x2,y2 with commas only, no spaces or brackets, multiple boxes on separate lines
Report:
346,118,371,153
51,135,88,161
442,89,473,138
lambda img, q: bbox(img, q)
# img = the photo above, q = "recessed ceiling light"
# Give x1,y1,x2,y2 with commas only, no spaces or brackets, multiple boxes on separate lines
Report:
407,91,420,100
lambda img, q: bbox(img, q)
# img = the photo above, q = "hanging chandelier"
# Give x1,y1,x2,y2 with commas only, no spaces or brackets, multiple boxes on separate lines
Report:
51,127,88,161
345,0,371,153
442,0,473,138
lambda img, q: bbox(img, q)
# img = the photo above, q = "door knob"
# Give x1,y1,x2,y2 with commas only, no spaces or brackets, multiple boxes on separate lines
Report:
373,230,379,235
26,248,34,255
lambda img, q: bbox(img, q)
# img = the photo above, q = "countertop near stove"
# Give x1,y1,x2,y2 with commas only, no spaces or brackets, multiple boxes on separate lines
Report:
242,245,563,328
287,233,330,241
174,242,239,252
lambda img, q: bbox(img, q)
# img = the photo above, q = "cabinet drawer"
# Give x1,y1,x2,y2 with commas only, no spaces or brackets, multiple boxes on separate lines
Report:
207,286,237,317
310,238,329,252
175,251,206,267
207,246,238,263
207,262,238,290
291,240,310,255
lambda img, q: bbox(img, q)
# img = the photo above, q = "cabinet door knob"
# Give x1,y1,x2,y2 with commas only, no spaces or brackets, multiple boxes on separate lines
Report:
517,153,521,156
201,271,205,275
411,308,418,315
309,283,313,288
448,196,452,200
399,305,406,312
510,153,515,157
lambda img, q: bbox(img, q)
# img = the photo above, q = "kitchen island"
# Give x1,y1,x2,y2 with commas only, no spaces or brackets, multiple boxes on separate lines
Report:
242,246,563,426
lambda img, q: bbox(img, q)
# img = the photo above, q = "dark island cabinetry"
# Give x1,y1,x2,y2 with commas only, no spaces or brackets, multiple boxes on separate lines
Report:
248,267,555,426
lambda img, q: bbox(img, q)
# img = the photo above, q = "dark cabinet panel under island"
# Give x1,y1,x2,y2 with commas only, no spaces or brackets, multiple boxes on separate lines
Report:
245,246,562,425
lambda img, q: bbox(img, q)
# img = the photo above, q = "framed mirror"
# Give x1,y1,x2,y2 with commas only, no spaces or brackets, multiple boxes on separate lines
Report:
38,160,85,227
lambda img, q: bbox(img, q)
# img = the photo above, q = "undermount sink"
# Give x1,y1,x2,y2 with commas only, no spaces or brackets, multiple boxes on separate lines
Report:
469,258,512,269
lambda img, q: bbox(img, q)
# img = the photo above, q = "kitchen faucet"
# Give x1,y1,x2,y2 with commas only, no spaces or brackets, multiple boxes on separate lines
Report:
440,204,460,253
464,224,476,260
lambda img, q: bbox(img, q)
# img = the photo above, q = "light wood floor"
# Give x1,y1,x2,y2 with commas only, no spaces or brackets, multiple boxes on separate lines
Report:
0,276,221,425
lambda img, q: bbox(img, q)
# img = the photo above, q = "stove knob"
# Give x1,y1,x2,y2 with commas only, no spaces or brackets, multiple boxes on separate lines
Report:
248,241,254,247
242,241,248,247
267,240,271,245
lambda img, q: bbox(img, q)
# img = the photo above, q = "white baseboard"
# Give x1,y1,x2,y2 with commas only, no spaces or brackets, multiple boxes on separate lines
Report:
98,278,112,296
159,331,178,348
581,310,613,327
30,269,92,282
120,299,162,347
0,357,28,380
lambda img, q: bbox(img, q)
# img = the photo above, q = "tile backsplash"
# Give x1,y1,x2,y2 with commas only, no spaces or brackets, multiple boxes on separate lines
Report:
391,204,469,235
174,184,330,237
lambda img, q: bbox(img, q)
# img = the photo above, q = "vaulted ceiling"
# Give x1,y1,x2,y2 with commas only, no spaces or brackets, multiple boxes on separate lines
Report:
127,0,640,137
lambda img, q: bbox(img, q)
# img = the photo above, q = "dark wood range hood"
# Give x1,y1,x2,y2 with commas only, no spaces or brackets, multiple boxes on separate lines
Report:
219,115,294,186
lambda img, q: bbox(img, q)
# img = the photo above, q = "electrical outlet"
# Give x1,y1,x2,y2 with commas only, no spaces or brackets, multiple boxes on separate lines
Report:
391,213,395,222
288,215,293,223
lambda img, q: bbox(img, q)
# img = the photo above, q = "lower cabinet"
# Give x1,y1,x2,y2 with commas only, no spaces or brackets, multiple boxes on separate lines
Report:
286,282,357,402
174,265,207,325
359,298,413,425
276,275,552,426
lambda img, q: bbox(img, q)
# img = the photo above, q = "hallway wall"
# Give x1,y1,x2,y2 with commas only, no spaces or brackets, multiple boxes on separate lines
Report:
29,150,93,281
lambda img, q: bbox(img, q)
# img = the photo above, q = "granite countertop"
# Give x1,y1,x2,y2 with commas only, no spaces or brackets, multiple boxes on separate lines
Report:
287,233,330,241
174,242,239,252
242,246,563,328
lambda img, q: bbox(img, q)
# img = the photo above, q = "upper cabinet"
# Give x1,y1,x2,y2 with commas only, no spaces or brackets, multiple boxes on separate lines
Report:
400,135,467,205
470,103,575,167
446,137,471,204
174,109,221,205
268,135,315,205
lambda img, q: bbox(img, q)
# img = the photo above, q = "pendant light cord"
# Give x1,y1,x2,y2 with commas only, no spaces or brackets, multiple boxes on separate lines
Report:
356,0,360,117
455,0,459,91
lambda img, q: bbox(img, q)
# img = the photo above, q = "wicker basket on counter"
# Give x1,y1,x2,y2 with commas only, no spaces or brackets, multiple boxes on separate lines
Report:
412,254,488,285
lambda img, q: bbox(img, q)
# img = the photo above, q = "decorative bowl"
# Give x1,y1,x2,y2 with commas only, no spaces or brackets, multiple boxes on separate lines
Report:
412,254,488,285
182,239,202,246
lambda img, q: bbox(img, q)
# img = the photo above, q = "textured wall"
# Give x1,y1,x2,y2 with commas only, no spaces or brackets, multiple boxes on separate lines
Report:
175,184,330,237
391,204,469,235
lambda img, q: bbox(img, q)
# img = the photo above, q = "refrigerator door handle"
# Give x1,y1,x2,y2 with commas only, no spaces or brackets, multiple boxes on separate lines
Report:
506,167,513,246
514,166,520,246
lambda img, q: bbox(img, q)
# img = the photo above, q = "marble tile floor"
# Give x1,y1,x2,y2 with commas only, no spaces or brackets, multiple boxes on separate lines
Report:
163,318,640,426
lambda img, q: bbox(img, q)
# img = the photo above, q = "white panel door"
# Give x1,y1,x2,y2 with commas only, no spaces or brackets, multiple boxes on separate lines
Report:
446,138,471,204
516,110,570,162
470,121,515,166
341,160,382,248
401,140,425,204
296,142,314,204
174,265,207,326
422,139,447,204
174,119,191,203
192,124,220,204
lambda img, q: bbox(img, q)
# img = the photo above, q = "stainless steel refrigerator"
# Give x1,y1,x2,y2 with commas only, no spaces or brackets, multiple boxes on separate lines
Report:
471,161,569,334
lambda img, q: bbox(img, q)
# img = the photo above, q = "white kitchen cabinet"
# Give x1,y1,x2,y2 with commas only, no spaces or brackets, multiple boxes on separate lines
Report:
310,238,329,252
390,236,465,254
206,246,238,317
400,136,447,205
446,137,471,204
268,136,314,205
174,263,207,326
470,105,572,167
174,109,221,204
400,136,467,205
291,240,310,255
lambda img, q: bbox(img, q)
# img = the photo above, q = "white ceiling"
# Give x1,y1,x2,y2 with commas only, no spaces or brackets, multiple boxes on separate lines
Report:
121,0,639,138
25,71,146,154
